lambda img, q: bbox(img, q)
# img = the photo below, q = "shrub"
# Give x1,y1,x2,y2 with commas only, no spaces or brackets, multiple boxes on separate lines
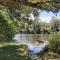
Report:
0,10,18,42
48,33,60,54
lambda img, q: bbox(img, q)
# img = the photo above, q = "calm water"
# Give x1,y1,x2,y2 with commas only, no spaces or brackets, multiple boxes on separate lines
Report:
13,34,49,44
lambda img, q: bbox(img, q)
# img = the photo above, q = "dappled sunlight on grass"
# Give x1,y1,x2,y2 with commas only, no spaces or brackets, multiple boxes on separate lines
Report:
0,42,16,47
0,42,31,60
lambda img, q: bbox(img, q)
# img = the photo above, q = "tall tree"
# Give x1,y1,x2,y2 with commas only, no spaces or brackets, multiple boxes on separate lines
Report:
50,16,60,32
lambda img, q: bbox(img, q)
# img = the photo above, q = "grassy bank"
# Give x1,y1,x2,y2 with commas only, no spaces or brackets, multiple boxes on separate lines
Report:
0,42,31,60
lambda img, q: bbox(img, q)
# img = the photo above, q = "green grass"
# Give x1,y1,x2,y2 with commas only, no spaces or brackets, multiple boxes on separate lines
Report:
0,42,32,60
0,42,16,47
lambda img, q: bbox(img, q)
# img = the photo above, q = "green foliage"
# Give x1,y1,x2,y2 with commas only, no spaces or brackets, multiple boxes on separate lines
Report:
27,0,60,11
51,17,60,32
0,10,18,41
48,33,60,54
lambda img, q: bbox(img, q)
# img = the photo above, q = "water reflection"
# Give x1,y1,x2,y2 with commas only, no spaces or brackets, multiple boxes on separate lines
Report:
13,34,48,44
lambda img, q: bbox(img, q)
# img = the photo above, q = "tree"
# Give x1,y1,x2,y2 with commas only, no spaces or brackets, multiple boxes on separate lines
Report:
50,16,60,32
0,0,60,12
0,0,60,34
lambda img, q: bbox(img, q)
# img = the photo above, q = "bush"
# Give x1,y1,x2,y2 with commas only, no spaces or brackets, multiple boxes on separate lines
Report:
48,33,60,54
0,10,18,42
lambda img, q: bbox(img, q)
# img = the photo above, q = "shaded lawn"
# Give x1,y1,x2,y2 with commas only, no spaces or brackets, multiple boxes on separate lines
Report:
0,42,31,60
